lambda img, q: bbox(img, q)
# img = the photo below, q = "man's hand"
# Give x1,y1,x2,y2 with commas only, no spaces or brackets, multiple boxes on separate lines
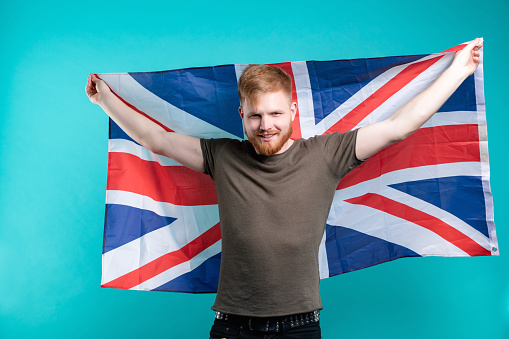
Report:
86,74,109,105
449,38,483,78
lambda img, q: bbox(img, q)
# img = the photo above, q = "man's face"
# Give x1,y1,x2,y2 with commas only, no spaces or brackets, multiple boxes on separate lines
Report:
239,90,297,156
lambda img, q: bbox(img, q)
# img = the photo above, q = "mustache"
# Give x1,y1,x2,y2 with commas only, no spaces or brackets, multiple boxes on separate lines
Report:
255,130,280,136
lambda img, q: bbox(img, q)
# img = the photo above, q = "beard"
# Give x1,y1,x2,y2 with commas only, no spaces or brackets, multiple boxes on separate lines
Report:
246,123,293,156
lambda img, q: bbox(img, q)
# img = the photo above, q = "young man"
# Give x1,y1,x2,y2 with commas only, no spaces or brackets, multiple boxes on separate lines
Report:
86,39,482,338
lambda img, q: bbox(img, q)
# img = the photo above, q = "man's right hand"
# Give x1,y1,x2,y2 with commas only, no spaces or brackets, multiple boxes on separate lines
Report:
86,74,109,105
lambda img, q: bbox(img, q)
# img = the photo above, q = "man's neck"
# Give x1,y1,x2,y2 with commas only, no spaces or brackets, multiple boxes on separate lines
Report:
275,139,295,155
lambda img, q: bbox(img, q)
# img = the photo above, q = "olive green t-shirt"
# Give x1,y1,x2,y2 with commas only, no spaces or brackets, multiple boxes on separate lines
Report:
201,129,362,317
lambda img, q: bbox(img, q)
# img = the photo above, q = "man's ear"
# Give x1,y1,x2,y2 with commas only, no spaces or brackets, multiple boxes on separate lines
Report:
239,106,244,119
290,102,297,121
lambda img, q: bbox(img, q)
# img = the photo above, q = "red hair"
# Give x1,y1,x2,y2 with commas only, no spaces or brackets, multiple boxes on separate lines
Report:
238,64,292,106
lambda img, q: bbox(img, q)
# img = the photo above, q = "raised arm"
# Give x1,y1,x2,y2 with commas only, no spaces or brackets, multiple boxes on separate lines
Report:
86,74,205,173
355,38,483,161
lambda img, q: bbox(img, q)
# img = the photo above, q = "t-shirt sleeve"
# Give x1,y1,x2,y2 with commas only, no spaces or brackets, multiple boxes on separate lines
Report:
200,138,231,179
317,129,364,179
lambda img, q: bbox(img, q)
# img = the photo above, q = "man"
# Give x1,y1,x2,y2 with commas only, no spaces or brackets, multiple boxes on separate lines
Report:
86,38,482,338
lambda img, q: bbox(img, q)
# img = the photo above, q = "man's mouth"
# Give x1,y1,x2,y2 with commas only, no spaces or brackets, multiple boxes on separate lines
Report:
257,132,278,141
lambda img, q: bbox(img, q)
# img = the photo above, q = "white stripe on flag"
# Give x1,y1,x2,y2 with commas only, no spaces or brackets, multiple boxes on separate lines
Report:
291,61,316,139
109,139,183,166
335,162,484,202
234,64,248,82
318,230,329,279
473,46,498,253
421,111,480,128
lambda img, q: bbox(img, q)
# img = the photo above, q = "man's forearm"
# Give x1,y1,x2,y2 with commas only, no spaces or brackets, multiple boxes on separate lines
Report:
87,74,205,172
98,90,165,150
389,65,469,140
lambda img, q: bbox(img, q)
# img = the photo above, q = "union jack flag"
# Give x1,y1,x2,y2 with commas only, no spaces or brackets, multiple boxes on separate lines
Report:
98,43,498,293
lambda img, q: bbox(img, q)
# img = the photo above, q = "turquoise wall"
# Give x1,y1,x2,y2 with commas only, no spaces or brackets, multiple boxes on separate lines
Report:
1,0,507,337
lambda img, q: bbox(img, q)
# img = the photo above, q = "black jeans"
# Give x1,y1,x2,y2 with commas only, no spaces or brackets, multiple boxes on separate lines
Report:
209,317,321,339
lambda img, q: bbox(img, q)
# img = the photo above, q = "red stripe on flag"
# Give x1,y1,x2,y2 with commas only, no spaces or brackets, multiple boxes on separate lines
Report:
95,73,174,133
338,124,480,190
324,55,444,134
345,193,490,256
107,152,217,206
268,62,302,139
102,222,221,289
440,44,467,53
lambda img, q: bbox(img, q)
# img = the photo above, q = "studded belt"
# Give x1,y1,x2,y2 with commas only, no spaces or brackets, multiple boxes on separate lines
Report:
214,310,320,333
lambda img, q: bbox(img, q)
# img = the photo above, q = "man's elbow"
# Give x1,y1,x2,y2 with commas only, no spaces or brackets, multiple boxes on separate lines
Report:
139,131,168,155
388,118,419,144
391,130,411,143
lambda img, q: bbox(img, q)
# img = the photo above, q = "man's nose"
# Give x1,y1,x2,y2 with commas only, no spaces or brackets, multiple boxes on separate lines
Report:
260,116,273,131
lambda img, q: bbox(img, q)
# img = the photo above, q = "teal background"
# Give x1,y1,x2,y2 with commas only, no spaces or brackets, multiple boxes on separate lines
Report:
1,0,507,337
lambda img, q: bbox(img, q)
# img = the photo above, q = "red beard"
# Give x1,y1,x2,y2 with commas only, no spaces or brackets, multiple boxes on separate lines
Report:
246,123,293,156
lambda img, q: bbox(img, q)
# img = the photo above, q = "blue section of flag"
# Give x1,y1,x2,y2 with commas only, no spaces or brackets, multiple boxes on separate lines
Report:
153,253,221,293
437,75,476,113
103,204,177,253
325,224,419,276
129,66,244,138
109,119,135,143
389,176,489,238
307,55,423,125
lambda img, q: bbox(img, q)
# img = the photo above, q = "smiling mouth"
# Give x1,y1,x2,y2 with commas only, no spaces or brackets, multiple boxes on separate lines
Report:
257,133,278,141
